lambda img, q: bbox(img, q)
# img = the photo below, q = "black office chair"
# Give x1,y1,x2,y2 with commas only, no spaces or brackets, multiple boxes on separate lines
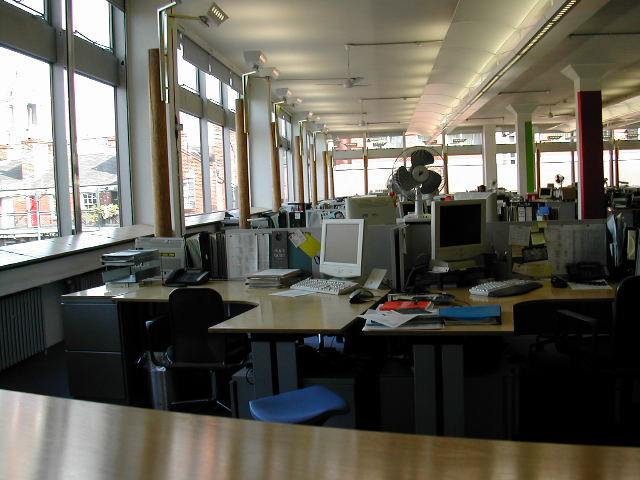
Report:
145,288,249,412
554,275,640,424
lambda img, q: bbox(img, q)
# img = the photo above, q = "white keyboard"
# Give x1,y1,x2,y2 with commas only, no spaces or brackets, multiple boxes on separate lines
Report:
290,278,358,295
469,279,542,297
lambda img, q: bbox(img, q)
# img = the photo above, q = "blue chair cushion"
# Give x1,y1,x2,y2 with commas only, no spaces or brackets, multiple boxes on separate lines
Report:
249,385,349,425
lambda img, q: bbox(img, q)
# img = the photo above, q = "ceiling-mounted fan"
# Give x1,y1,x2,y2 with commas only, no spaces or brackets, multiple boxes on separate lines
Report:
542,105,573,120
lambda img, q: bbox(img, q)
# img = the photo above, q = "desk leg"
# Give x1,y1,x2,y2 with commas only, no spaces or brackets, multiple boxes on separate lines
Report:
276,341,299,393
413,344,437,435
441,344,465,436
251,340,276,398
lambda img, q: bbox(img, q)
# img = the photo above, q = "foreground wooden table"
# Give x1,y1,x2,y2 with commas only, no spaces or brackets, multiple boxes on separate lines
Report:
1,390,639,480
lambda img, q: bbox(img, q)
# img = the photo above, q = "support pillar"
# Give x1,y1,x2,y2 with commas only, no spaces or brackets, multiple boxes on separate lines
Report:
310,144,318,206
328,153,335,198
235,98,250,228
507,104,537,195
270,122,282,211
295,136,305,203
482,124,497,189
562,64,609,219
323,151,330,199
363,154,369,195
535,147,541,192
614,140,620,187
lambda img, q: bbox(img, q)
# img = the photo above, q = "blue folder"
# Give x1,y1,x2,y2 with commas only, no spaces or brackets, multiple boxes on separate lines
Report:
439,305,501,321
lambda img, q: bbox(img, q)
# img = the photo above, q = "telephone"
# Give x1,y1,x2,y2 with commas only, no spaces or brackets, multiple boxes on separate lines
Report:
566,262,606,283
164,268,210,286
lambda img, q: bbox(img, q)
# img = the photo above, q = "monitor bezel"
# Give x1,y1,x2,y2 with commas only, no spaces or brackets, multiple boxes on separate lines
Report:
319,219,365,279
431,199,487,262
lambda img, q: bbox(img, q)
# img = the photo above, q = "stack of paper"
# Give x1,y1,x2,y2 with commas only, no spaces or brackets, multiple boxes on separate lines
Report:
245,269,301,288
359,309,443,329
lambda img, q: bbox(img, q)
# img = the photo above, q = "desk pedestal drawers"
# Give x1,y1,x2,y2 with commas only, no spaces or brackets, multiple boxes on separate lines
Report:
61,299,126,402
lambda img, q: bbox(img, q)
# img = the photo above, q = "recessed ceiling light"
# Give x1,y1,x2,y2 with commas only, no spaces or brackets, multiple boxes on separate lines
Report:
207,2,229,26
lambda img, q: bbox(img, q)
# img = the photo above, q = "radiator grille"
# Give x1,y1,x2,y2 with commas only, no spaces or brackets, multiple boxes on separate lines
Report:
0,288,46,371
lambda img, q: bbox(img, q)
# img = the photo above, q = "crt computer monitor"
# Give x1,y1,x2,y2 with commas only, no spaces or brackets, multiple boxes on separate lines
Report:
431,199,487,262
346,195,397,225
319,219,365,279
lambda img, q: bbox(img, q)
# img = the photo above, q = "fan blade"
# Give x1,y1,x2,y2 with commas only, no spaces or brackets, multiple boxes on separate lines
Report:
410,149,434,168
396,166,421,190
420,171,442,195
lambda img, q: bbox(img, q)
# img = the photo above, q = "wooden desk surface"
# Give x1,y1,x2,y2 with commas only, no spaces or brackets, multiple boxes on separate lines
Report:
365,279,616,335
2,389,639,480
63,281,387,334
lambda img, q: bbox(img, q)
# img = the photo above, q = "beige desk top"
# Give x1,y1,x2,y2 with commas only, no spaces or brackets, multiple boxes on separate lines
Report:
364,279,616,335
2,389,639,480
63,280,387,334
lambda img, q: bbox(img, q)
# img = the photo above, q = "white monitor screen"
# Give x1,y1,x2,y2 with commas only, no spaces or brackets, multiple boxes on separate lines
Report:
323,223,360,264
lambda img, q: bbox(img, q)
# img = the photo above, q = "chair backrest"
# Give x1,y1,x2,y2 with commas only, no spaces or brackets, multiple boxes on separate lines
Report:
168,288,226,364
613,275,640,362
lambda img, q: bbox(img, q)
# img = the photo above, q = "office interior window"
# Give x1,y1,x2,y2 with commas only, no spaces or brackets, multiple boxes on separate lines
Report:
3,0,44,16
334,158,364,197
496,153,517,191
66,0,112,50
179,113,204,216
207,122,226,211
366,135,403,150
367,157,395,193
279,148,289,203
539,151,575,189
177,45,198,93
447,155,483,193
618,148,640,186
225,85,239,112
0,47,58,245
82,191,97,208
333,137,363,151
73,74,120,230
205,73,221,105
227,129,239,209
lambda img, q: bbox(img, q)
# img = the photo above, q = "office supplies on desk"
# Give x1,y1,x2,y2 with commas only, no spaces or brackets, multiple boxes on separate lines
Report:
364,268,387,289
135,237,185,275
567,279,611,291
290,277,358,295
360,309,442,329
379,300,433,313
101,249,160,284
270,289,313,298
164,268,209,286
349,288,374,303
245,269,301,288
469,279,542,297
439,305,501,325
566,261,606,283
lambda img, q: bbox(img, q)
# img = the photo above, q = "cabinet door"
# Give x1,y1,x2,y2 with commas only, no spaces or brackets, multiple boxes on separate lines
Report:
66,351,126,401
62,302,121,352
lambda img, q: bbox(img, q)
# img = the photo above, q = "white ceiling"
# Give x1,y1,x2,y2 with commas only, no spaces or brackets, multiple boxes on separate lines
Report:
175,0,640,136
175,0,458,132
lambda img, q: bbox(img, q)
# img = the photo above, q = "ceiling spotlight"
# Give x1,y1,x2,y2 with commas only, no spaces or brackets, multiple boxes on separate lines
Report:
276,88,291,98
244,50,267,70
207,2,229,26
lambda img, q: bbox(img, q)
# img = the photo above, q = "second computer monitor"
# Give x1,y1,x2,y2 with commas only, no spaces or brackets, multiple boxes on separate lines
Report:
320,219,365,278
346,195,397,225
431,199,487,262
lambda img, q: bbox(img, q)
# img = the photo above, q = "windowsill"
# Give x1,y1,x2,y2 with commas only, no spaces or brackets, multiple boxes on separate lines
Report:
0,224,154,271
184,207,275,229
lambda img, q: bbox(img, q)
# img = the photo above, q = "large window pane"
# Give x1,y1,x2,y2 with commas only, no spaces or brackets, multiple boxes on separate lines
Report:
279,147,289,203
74,74,120,230
447,154,483,192
228,129,239,209
539,151,574,189
0,47,58,245
618,148,640,186
205,74,221,105
334,159,364,197
4,0,44,16
497,153,517,191
367,157,395,192
71,0,112,50
179,113,204,216
225,85,239,112
177,45,198,92
207,122,225,211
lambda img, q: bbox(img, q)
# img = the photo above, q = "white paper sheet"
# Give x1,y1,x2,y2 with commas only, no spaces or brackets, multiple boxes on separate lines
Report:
227,234,258,279
270,289,314,297
358,309,441,328
567,280,612,291
509,225,531,246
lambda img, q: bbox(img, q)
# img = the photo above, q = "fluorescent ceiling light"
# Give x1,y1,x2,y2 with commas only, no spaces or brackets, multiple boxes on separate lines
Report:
207,2,229,26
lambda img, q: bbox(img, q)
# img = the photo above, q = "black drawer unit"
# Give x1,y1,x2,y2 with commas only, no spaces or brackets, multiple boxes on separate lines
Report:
66,351,126,401
62,301,121,352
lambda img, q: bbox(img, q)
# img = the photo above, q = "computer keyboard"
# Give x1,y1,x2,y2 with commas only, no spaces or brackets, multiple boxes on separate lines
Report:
290,278,358,295
469,279,543,297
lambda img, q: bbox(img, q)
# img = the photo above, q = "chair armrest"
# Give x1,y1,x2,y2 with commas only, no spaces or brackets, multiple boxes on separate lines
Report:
556,309,599,328
555,309,602,355
145,315,170,367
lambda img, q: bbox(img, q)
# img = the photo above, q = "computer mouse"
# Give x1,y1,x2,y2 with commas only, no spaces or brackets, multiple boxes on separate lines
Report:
551,275,568,288
349,288,374,304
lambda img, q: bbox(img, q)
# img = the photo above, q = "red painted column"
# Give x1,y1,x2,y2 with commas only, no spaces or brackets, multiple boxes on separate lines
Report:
576,91,606,219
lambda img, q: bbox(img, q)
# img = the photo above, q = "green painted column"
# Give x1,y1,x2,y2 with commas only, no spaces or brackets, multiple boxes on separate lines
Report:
524,121,536,193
